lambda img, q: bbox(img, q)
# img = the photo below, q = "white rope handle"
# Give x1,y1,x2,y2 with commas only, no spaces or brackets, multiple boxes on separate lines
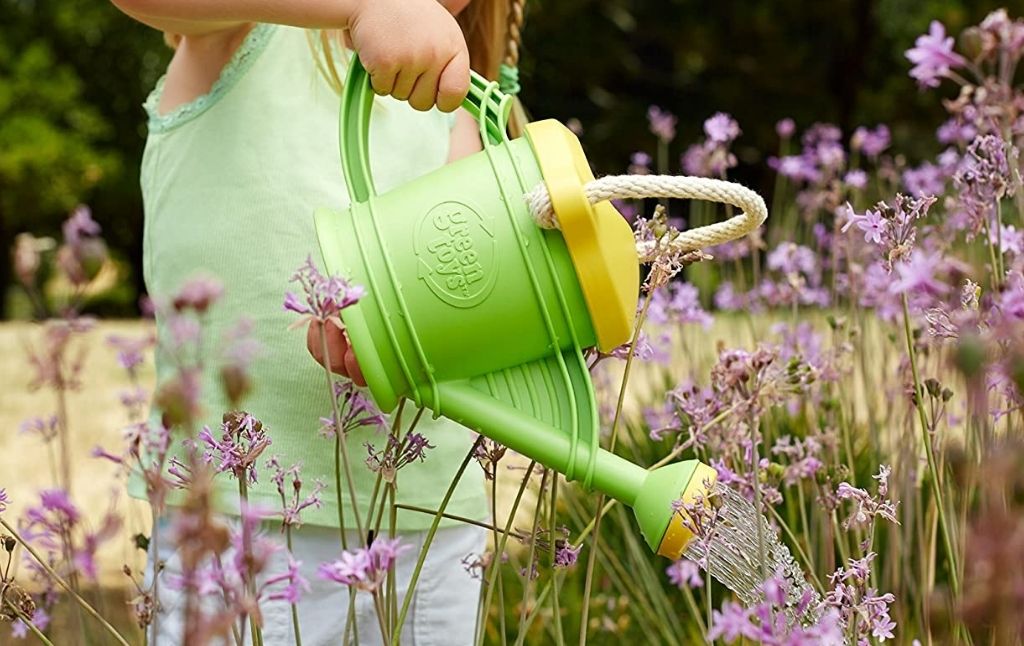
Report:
525,174,768,254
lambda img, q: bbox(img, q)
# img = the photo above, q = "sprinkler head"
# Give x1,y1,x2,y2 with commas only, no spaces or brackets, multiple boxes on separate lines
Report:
631,460,718,559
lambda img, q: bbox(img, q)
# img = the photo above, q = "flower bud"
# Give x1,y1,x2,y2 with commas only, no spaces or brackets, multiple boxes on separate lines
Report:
959,26,986,60
220,364,252,409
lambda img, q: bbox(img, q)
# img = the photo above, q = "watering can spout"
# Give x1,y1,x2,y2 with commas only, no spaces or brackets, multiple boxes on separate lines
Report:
437,374,718,559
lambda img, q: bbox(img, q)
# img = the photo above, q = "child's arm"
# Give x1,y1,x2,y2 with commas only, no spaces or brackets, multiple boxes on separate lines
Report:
448,108,485,162
110,0,471,112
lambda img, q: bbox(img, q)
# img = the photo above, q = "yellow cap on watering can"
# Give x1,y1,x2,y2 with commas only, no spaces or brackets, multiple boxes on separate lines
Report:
314,57,716,557
525,120,637,351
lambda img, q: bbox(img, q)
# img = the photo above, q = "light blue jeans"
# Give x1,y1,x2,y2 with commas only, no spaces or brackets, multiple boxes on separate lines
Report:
149,521,487,645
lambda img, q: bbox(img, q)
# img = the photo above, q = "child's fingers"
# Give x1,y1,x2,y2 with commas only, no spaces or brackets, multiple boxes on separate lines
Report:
306,320,326,365
323,321,352,375
344,348,367,387
436,48,470,113
307,320,349,376
408,66,442,112
369,67,399,97
391,67,424,102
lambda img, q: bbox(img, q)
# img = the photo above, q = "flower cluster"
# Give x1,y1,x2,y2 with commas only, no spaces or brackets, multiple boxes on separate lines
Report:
365,430,435,483
708,573,844,644
284,255,364,325
198,412,272,485
319,380,386,438
19,489,120,582
835,465,900,531
267,457,325,529
317,537,408,593
682,112,742,177
825,553,898,642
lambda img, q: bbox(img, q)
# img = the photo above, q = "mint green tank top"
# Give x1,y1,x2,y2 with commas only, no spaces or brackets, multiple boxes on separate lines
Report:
137,23,487,530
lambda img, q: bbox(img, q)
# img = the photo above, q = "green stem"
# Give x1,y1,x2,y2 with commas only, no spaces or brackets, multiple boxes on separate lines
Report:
392,437,483,645
0,517,131,646
900,293,960,595
478,462,536,646
514,469,548,646
237,480,263,646
285,526,303,646
320,329,365,542
749,412,768,582
548,476,565,646
393,504,528,539
149,505,161,646
578,289,655,645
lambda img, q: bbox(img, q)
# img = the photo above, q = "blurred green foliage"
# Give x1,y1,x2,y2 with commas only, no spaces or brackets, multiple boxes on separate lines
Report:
3,0,1024,317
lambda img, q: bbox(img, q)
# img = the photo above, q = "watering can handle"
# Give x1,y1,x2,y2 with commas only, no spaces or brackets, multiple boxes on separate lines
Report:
339,56,512,205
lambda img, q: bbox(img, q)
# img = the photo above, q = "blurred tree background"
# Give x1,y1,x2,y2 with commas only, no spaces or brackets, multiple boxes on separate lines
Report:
3,0,1024,318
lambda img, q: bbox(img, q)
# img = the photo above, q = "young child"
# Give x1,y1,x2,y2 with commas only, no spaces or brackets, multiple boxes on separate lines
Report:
110,0,518,642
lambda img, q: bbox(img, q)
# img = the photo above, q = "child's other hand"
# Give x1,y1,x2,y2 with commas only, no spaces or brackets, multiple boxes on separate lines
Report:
307,320,367,387
348,0,470,113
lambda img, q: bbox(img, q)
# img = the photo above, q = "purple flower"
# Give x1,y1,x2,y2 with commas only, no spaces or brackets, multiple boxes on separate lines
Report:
682,141,739,177
648,282,713,329
646,105,677,142
10,609,48,641
851,124,891,157
628,151,652,174
0,488,8,513
365,430,436,481
903,162,947,198
319,381,386,438
937,118,977,145
19,416,59,443
284,255,365,324
62,205,101,247
704,112,741,144
318,550,371,585
842,207,886,245
843,169,868,189
267,457,325,529
994,224,1024,257
767,243,819,278
21,490,119,582
835,466,900,530
769,154,820,183
37,489,79,523
708,601,757,642
890,249,951,298
906,20,967,88
318,537,408,592
171,275,224,314
553,541,580,568
106,334,154,374
666,559,703,589
776,118,796,139
264,556,310,605
198,412,272,485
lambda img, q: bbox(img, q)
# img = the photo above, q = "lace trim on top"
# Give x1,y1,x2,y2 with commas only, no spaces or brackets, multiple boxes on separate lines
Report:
144,23,277,133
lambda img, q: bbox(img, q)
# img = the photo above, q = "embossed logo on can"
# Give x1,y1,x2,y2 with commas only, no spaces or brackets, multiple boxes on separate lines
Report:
415,201,497,308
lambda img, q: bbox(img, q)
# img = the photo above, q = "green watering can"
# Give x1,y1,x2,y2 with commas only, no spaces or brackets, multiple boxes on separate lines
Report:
314,59,716,559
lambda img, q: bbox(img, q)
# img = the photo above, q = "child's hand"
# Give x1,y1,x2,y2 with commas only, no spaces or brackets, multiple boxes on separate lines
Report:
307,320,367,387
348,0,471,112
